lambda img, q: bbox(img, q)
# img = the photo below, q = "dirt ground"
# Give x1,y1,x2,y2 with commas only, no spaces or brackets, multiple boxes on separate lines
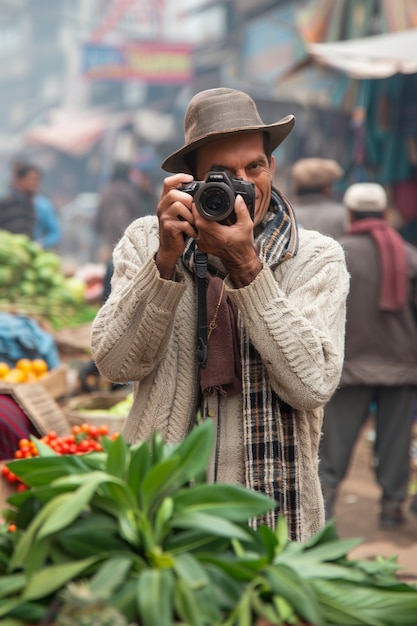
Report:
332,420,417,584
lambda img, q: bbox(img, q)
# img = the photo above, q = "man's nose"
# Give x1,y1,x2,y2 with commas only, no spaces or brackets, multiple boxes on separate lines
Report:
235,169,247,180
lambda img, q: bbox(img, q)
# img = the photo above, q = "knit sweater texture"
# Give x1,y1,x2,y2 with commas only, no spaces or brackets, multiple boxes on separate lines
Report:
91,215,349,541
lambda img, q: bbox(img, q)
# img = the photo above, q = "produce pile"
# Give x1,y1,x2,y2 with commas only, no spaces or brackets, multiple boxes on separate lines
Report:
0,357,49,384
1,423,115,495
1,421,417,626
0,229,98,329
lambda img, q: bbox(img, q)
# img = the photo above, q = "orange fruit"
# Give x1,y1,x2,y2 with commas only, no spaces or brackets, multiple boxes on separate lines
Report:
16,358,33,373
31,358,48,376
25,371,38,383
0,362,10,378
4,368,26,383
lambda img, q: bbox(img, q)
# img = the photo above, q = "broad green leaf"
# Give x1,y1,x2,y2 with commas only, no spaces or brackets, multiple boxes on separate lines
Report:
0,573,26,597
173,483,274,522
174,577,207,626
174,552,209,589
265,563,325,626
9,492,73,570
22,556,100,600
250,589,282,625
285,560,370,583
140,456,182,513
90,556,133,597
274,514,289,549
150,431,165,465
112,576,141,623
55,527,128,559
21,536,50,577
137,568,174,626
300,537,363,562
171,510,252,542
6,454,97,487
154,496,174,544
165,527,230,555
256,524,279,561
312,579,417,626
105,434,129,478
203,563,243,610
127,440,151,499
141,422,216,515
197,554,265,583
167,419,214,485
30,436,59,456
0,600,46,623
89,494,139,546
37,472,135,540
273,594,298,624
0,598,22,619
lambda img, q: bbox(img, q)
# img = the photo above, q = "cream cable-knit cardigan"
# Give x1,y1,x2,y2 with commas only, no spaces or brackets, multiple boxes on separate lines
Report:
91,215,349,541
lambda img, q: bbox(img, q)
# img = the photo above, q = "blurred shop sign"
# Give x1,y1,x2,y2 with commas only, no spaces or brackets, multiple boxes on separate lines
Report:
82,42,194,84
241,3,306,84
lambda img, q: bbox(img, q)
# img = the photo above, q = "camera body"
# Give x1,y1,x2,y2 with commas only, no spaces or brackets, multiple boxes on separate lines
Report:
181,169,255,224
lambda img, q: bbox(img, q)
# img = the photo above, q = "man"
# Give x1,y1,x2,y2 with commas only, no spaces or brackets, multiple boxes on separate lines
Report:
91,88,349,541
94,161,157,262
319,182,417,527
290,157,347,238
33,192,61,249
0,162,39,237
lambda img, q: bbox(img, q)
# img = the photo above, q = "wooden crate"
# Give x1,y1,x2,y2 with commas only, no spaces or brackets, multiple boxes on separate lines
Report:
62,390,130,435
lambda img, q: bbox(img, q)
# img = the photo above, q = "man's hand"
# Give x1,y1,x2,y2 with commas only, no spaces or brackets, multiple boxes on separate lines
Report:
156,173,197,279
192,195,262,287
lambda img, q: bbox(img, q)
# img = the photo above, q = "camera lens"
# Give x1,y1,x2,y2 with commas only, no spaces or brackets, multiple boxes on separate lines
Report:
201,188,229,215
194,182,235,222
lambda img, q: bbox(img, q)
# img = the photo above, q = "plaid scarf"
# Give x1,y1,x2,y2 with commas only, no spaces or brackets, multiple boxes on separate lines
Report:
183,189,301,538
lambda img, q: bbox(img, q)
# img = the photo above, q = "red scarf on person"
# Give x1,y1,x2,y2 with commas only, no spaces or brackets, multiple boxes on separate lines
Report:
349,217,408,311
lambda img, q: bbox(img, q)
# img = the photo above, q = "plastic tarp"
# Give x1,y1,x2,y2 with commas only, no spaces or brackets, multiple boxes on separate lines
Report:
308,28,417,79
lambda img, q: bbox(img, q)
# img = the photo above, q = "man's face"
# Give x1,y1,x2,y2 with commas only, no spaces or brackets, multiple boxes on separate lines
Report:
16,170,40,197
195,132,275,227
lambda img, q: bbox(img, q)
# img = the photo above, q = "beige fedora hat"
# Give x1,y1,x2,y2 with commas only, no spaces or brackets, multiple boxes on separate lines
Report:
162,88,295,173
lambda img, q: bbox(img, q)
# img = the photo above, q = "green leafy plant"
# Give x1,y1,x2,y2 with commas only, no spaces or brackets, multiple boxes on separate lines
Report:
0,420,416,626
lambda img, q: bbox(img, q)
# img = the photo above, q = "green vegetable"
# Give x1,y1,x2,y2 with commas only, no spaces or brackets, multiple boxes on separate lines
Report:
0,420,416,626
0,229,89,328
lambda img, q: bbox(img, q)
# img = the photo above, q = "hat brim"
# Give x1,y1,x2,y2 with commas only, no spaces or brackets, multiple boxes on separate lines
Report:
161,115,295,173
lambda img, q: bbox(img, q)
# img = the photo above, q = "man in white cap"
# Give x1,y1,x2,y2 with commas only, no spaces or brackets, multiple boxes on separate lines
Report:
320,182,417,527
91,87,349,541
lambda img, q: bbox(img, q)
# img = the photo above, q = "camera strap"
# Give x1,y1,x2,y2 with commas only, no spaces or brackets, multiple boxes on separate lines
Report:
195,247,208,369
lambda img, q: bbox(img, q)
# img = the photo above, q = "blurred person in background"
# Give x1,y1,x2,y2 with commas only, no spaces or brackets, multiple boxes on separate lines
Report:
319,182,417,527
33,191,61,250
290,157,347,238
94,160,157,263
91,87,349,541
0,161,38,238
0,160,61,248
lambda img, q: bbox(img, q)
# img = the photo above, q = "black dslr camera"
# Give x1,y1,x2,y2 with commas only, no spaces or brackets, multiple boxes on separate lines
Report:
181,168,255,224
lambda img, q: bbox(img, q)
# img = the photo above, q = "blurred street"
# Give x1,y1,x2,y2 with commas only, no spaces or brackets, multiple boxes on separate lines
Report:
333,420,417,584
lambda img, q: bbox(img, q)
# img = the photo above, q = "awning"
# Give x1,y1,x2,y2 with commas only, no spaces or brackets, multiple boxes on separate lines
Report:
308,28,417,79
25,109,132,156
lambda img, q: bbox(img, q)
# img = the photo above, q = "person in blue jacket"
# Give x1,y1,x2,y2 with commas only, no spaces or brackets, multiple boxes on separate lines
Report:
33,192,61,249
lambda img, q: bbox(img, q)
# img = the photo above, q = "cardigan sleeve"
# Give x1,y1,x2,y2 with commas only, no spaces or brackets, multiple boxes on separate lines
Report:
91,216,187,383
